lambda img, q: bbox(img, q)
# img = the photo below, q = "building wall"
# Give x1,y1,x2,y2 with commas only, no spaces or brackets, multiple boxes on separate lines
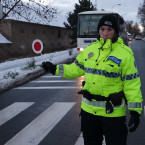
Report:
0,19,75,61
0,44,12,62
0,20,12,40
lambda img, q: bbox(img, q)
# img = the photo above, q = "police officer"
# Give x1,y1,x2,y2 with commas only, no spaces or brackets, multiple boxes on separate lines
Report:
42,14,143,145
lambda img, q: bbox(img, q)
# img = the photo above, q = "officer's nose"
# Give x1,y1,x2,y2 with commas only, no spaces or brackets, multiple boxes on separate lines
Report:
104,30,109,35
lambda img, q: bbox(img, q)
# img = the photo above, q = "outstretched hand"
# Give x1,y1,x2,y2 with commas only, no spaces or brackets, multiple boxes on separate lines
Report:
42,61,56,75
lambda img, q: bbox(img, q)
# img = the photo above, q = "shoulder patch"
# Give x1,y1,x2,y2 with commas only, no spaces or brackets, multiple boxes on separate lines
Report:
121,44,133,54
88,52,94,58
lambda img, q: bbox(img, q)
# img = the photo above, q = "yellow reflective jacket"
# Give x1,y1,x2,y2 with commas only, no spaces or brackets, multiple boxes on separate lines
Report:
55,37,143,117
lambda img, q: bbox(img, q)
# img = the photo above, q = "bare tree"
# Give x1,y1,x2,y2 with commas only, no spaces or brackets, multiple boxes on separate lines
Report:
126,21,134,34
126,21,141,37
0,0,57,25
138,0,145,29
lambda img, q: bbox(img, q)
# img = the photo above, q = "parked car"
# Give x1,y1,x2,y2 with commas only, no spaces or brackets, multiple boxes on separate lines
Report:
135,35,142,40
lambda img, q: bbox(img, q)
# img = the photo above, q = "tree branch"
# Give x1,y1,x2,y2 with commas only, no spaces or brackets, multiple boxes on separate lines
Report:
0,0,21,22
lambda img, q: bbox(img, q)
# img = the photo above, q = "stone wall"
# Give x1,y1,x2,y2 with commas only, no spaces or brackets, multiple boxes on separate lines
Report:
0,20,76,62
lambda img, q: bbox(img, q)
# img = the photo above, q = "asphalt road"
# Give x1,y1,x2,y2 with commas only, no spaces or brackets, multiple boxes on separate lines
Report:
0,39,145,145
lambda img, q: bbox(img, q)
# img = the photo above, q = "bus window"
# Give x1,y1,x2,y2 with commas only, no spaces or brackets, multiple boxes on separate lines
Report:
78,14,102,36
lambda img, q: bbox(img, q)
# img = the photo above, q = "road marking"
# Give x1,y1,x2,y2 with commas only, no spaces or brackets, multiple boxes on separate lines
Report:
41,76,61,78
31,80,83,83
75,133,83,145
144,106,145,118
0,102,35,126
5,102,75,145
75,133,106,145
15,86,82,89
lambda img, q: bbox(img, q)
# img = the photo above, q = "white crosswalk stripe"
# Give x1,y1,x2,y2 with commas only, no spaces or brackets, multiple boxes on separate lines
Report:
74,133,83,145
5,102,75,145
15,86,81,89
144,106,145,118
0,102,35,126
14,75,84,90
41,76,61,78
74,133,106,145
31,80,82,83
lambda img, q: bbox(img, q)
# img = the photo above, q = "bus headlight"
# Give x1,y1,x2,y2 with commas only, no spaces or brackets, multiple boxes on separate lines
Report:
77,47,84,51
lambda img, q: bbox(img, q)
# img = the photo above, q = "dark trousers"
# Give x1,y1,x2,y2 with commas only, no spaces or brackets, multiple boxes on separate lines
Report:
81,109,128,145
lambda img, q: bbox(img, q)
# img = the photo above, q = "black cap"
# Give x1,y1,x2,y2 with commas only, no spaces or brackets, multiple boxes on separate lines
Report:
97,14,119,34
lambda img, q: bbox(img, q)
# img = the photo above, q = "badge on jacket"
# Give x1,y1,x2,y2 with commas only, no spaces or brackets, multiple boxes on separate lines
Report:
88,52,94,58
107,56,122,65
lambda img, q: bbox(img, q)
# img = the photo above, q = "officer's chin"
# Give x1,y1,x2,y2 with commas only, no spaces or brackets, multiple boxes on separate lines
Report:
103,37,110,40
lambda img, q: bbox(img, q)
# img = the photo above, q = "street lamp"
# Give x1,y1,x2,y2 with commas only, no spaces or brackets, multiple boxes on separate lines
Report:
112,4,121,12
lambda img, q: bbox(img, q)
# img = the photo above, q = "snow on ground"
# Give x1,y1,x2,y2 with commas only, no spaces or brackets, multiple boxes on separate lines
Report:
0,48,79,93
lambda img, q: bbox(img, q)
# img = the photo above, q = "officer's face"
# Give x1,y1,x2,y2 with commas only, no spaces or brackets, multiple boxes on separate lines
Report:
99,26,115,40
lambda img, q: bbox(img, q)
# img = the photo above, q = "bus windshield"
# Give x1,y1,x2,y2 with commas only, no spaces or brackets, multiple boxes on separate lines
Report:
77,11,128,51
78,14,104,37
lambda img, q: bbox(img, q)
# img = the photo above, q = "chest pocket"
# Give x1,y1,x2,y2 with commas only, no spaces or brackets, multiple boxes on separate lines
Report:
105,63,120,73
103,62,122,86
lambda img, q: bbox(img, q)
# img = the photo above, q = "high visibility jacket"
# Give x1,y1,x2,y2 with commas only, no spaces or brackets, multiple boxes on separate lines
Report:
55,37,143,117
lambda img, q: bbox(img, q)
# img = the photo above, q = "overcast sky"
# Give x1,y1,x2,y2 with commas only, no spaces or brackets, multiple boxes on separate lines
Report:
51,0,144,26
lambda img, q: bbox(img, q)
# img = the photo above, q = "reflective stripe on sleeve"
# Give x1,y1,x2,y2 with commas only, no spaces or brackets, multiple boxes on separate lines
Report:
128,102,142,108
59,64,64,76
122,72,140,81
85,68,121,78
82,97,125,108
75,60,84,70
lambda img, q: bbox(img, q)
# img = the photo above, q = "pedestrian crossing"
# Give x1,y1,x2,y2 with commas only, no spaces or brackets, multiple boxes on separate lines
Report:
14,75,84,90
74,133,106,145
4,102,75,145
0,102,35,126
15,86,81,89
0,102,106,145
0,75,106,145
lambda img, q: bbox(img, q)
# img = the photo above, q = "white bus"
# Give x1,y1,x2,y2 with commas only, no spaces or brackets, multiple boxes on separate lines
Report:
77,11,128,51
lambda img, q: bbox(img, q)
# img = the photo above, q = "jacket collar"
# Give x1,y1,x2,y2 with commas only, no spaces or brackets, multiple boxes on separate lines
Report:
97,37,124,49
97,38,112,49
116,37,124,44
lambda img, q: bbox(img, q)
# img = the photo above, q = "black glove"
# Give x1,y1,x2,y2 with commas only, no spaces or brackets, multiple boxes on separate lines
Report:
82,81,86,87
109,91,124,106
78,90,92,101
42,61,56,75
128,111,140,132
